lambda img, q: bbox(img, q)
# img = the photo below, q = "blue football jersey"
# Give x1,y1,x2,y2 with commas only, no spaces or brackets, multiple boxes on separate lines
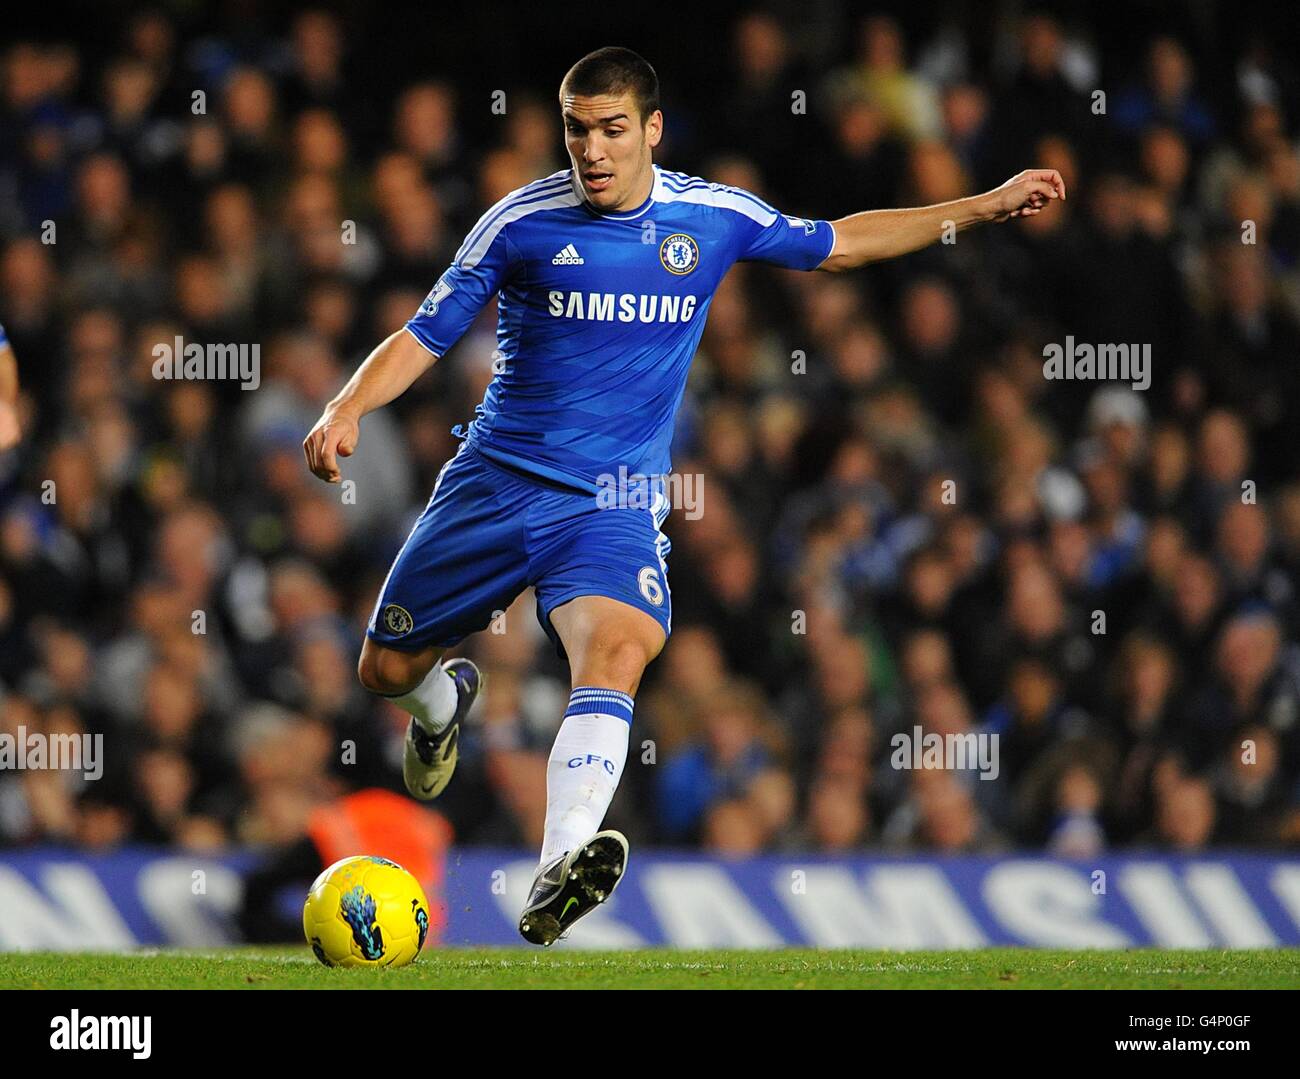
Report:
405,165,835,493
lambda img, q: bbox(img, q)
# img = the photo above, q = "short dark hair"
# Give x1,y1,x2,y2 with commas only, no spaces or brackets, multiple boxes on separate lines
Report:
559,47,659,122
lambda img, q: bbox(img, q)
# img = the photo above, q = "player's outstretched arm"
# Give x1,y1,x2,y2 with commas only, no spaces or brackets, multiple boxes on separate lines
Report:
818,169,1066,272
303,328,438,483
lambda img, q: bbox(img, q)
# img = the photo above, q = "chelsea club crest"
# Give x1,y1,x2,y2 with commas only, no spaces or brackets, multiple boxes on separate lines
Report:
659,233,699,275
382,604,414,636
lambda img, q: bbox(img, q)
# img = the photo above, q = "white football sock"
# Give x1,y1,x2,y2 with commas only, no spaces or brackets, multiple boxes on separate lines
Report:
539,687,633,868
384,661,458,734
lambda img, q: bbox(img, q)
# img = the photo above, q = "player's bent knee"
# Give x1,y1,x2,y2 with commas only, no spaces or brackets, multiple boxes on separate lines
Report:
643,626,667,664
356,646,393,695
357,639,440,696
573,632,662,692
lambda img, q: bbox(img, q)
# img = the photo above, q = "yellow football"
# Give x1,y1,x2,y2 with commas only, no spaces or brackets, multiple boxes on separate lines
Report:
303,855,430,968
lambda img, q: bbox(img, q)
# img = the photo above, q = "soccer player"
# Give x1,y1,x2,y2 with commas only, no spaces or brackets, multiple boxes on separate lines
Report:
303,46,1064,945
0,323,19,451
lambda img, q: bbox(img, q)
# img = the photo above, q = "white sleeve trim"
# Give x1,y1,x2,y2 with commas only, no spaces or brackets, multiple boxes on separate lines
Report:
821,219,838,267
403,323,441,358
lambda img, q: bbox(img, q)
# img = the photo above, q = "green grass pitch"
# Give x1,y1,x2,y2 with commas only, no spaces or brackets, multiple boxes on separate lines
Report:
2,948,1298,989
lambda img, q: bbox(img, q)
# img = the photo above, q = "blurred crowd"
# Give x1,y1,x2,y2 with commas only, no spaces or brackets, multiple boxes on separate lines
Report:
1,5,1299,860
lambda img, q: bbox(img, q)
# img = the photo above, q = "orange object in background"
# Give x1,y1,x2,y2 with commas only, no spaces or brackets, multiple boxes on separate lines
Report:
307,788,453,941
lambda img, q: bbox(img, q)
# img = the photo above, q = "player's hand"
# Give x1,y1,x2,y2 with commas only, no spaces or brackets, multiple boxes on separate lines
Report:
986,169,1066,222
0,400,20,452
303,407,360,483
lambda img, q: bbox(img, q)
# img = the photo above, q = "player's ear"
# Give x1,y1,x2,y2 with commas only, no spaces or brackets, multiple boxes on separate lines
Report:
644,109,663,149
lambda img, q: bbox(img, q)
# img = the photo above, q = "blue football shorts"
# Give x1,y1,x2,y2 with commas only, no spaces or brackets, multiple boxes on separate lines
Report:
366,441,672,656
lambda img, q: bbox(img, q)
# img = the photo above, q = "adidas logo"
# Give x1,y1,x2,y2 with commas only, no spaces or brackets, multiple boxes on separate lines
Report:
552,243,585,265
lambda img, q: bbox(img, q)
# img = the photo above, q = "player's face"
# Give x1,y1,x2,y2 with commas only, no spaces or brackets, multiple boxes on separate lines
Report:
562,92,662,212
